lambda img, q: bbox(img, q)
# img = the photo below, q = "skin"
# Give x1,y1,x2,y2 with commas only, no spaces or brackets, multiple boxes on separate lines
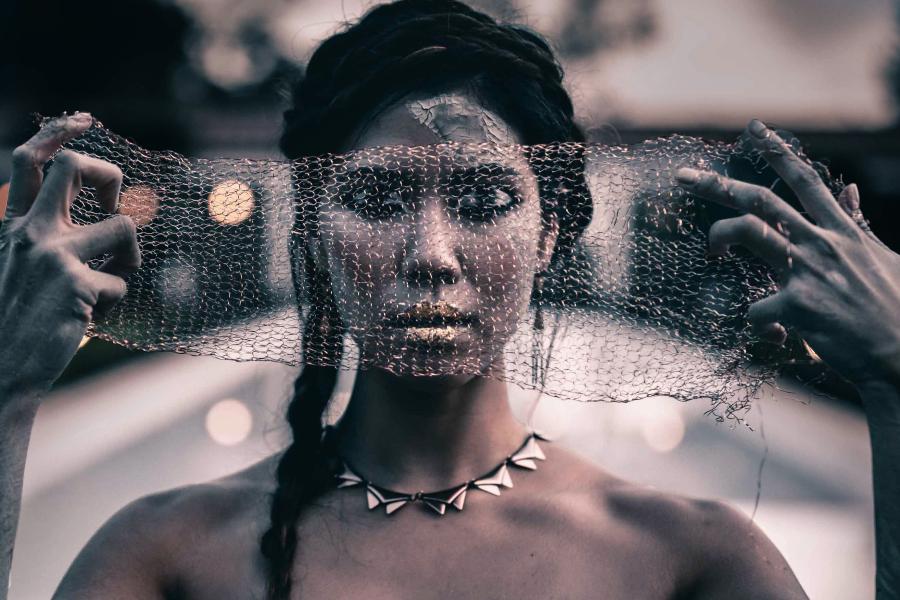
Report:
675,121,900,595
405,93,516,145
0,104,897,599
315,92,547,380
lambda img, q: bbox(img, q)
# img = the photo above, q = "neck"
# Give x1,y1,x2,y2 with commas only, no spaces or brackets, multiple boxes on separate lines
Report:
336,367,527,492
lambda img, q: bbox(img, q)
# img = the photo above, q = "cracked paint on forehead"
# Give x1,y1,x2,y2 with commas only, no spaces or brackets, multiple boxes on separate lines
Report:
406,93,516,145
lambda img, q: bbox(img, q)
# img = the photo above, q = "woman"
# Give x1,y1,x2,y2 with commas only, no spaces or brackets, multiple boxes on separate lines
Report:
1,1,898,598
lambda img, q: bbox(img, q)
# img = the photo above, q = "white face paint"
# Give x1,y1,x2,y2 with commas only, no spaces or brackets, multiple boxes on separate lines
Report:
406,93,517,145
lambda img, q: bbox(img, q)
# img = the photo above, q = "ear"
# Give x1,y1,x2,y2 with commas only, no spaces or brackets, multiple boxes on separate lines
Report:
536,211,560,274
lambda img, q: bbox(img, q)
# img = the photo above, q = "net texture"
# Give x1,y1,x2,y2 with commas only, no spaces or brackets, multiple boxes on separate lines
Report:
60,120,836,418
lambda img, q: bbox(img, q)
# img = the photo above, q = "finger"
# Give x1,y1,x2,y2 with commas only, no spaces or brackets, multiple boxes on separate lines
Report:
744,119,855,231
30,151,123,224
836,183,859,216
6,113,93,219
82,268,128,317
708,214,797,274
66,215,140,269
747,293,787,330
754,321,788,345
676,168,817,240
835,183,891,251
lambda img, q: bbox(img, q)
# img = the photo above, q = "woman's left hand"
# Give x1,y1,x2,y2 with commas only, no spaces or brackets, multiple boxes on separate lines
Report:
675,119,900,408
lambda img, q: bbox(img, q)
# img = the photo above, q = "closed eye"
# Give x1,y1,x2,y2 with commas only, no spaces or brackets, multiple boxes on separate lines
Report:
445,164,523,222
336,167,415,220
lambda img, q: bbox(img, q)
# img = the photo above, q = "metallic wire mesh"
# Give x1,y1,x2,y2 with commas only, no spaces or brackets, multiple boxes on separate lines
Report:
60,120,831,418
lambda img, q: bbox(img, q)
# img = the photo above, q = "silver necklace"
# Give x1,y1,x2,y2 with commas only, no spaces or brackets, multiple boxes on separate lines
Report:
334,432,549,516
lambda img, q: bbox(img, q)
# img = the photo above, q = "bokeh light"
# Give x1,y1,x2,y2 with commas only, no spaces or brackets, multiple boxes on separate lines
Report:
0,182,9,219
208,179,254,226
118,184,161,227
640,403,686,453
205,398,253,446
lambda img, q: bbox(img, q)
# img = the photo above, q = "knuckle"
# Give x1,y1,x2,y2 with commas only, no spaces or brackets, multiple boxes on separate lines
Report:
111,214,137,239
11,145,38,170
708,219,727,238
112,275,128,298
745,187,774,215
18,222,45,248
812,231,840,258
706,173,729,195
784,280,813,311
108,163,124,183
51,150,79,173
735,214,757,234
68,294,95,323
33,242,70,271
794,164,822,187
4,221,33,248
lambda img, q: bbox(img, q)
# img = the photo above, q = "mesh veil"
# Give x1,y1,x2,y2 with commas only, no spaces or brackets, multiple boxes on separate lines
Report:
60,120,836,418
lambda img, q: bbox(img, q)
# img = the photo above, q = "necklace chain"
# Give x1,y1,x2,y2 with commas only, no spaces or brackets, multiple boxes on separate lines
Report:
333,431,548,516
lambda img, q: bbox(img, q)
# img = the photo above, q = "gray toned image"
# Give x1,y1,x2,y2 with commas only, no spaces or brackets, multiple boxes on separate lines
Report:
1,1,899,598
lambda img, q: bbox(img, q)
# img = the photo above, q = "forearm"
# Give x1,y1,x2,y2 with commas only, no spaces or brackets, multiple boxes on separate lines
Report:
859,378,900,599
0,389,40,600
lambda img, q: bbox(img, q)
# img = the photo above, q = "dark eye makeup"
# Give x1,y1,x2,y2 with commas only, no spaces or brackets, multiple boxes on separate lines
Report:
336,163,524,223
336,166,414,220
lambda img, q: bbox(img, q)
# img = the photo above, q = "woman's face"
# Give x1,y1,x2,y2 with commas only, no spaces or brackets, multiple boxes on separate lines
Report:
311,90,558,377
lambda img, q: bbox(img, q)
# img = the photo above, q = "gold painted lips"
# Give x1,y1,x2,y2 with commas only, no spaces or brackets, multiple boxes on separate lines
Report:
384,301,476,329
382,301,478,346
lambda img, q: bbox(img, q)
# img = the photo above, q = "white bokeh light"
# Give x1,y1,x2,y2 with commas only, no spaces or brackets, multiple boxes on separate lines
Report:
205,399,253,446
640,402,686,453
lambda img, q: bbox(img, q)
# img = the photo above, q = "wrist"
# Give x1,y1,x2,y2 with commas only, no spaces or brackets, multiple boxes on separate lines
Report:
857,378,900,430
0,381,44,425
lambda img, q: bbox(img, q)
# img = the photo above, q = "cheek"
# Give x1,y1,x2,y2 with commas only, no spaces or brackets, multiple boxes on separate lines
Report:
464,203,543,325
318,210,401,325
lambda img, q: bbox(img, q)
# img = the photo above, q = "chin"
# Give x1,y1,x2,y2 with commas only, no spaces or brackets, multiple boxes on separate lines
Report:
357,351,504,393
397,372,482,394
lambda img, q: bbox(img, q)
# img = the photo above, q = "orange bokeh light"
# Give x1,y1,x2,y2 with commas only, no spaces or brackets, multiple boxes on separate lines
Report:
208,180,254,226
118,185,161,227
0,182,10,219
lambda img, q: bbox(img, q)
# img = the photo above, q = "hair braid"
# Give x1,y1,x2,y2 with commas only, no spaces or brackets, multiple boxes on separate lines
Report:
260,263,344,599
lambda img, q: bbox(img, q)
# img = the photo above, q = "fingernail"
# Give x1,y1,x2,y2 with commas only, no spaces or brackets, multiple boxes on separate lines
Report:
675,167,701,185
70,112,93,126
748,119,769,139
767,324,788,346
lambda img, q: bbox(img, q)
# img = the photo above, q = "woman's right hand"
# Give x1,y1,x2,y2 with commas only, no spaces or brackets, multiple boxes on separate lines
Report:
0,113,140,399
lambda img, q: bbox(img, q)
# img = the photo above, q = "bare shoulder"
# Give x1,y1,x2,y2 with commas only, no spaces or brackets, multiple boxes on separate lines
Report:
540,443,807,599
53,454,280,598
115,453,278,532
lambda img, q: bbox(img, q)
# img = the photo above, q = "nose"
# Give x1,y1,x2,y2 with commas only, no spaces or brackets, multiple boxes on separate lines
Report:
401,196,462,289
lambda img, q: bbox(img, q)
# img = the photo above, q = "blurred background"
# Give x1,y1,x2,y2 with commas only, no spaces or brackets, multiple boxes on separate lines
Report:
1,0,898,597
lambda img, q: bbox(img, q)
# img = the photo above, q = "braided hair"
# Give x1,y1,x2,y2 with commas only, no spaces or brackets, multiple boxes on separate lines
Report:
261,1,591,597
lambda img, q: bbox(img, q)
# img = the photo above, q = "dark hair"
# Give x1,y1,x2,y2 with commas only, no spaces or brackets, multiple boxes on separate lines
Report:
260,1,591,597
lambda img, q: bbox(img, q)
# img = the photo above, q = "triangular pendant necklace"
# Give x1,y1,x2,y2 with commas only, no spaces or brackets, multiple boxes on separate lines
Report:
334,431,549,516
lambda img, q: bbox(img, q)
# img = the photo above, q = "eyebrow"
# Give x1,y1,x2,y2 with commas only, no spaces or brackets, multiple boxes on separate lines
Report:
340,162,521,183
446,163,521,180
339,165,413,181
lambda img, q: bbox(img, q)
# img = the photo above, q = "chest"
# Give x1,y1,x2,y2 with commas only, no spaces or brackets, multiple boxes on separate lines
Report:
177,491,679,600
